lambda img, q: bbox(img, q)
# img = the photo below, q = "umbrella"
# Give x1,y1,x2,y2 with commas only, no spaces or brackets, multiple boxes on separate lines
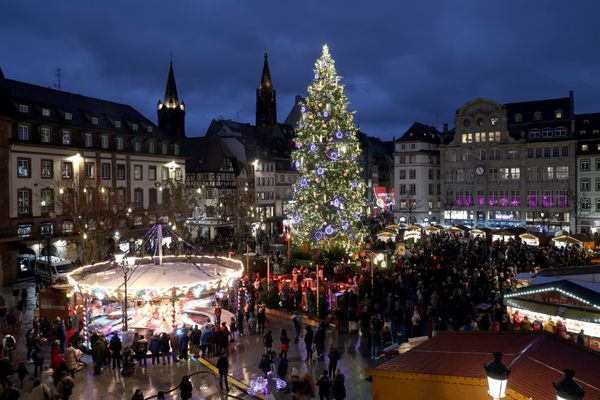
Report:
386,224,401,231
377,231,396,238
553,235,582,245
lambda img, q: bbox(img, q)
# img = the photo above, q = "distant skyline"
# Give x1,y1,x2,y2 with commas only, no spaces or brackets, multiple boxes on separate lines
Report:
2,1,600,140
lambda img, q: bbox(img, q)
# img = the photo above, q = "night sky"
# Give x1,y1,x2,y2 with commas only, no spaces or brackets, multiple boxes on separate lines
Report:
2,1,600,140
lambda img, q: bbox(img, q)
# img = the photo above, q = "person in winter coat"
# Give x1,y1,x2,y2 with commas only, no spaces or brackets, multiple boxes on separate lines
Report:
30,378,52,400
55,370,74,400
3,332,16,363
135,335,148,367
328,346,341,378
131,389,144,400
178,330,189,361
216,354,229,391
229,317,237,343
63,343,78,376
179,375,193,399
332,369,346,400
17,362,29,387
159,333,171,365
258,353,271,377
51,342,63,381
200,326,213,357
316,369,332,400
190,325,201,356
277,356,288,381
169,331,179,363
248,314,257,335
314,323,326,358
257,308,267,334
279,329,290,360
304,325,314,362
32,340,44,378
150,334,160,365
292,311,302,343
109,334,123,370
263,330,273,353
93,337,106,375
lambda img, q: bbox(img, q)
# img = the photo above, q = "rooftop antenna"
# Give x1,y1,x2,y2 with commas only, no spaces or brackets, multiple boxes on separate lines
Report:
55,67,61,90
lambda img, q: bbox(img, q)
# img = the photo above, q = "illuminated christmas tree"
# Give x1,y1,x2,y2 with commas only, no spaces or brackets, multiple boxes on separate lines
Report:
290,45,367,251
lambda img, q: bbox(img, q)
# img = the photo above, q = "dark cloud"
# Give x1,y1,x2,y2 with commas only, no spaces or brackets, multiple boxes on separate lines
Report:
1,0,600,140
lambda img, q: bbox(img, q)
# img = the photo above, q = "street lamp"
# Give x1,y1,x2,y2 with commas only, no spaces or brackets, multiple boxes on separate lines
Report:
554,369,585,400
484,352,510,400
116,251,136,331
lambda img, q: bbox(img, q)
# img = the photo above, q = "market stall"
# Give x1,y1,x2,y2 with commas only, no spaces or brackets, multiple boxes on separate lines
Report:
519,232,540,246
491,229,515,242
403,225,421,241
377,231,396,242
470,227,490,240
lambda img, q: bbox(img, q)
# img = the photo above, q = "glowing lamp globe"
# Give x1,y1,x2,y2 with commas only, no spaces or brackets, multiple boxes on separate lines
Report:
484,352,510,400
114,251,125,265
554,369,585,400
126,255,136,267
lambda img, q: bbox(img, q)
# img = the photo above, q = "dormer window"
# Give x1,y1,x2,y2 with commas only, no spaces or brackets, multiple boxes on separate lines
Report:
582,144,589,151
115,121,121,128
533,112,542,121
555,110,563,119
514,113,522,123
62,129,71,145
18,104,28,113
132,123,138,131
91,116,99,125
40,127,51,143
42,108,51,117
65,112,72,120
147,126,153,133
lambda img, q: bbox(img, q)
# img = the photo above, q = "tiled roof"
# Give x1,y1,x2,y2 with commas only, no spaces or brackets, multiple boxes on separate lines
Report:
0,77,168,137
369,332,600,400
396,122,441,144
184,136,241,174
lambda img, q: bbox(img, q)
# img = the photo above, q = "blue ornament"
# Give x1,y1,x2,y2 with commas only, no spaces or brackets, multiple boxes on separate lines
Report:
293,214,301,223
332,197,342,208
335,131,344,139
323,111,329,118
300,106,306,113
300,178,308,187
328,151,339,160
324,225,334,236
314,231,323,240
316,167,325,176
293,160,301,170
341,220,349,230
298,122,303,128
314,73,320,79
309,143,317,152
295,142,302,149
351,181,359,189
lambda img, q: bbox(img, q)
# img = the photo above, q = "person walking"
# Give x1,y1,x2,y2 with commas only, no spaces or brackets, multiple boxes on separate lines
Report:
328,346,340,378
229,317,237,343
258,353,271,377
63,343,78,376
257,307,267,334
304,325,314,362
56,317,67,354
179,375,193,399
279,329,290,360
332,369,346,400
292,310,302,343
108,334,122,370
315,323,326,359
3,331,16,363
316,369,332,400
263,330,273,354
200,325,212,357
93,336,106,375
32,339,44,378
216,354,230,391
159,333,171,365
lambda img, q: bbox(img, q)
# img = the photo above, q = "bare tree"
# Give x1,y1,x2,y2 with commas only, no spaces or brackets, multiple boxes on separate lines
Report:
443,188,457,226
396,192,420,224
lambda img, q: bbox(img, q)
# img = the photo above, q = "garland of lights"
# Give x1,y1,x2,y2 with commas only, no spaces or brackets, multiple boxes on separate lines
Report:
505,285,600,310
289,45,367,252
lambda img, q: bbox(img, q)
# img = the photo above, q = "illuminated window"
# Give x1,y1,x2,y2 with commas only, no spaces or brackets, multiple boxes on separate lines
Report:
17,158,31,178
582,144,589,151
62,162,73,179
42,108,51,117
555,110,563,119
91,116,98,125
19,104,28,113
65,112,72,120
101,135,109,149
41,160,53,178
116,137,123,151
62,129,71,145
18,124,30,141
115,120,121,128
40,127,51,143
84,133,93,147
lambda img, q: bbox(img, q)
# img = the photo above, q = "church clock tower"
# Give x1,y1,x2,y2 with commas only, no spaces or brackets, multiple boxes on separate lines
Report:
157,61,185,138
256,51,277,128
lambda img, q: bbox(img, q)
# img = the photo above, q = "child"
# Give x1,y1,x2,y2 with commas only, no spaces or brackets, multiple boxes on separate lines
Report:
17,362,29,387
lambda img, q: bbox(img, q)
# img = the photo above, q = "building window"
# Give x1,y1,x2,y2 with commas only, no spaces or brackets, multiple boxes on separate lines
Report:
398,156,406,164
542,128,553,138
91,116,98,125
409,184,416,195
428,184,434,195
581,159,591,171
17,189,31,215
84,133,93,147
553,147,560,157
161,167,169,181
514,113,522,123
544,147,551,158
85,162,95,179
149,142,155,153
175,168,182,181
149,188,158,206
399,170,406,180
529,129,540,139
65,112,72,120
581,178,591,191
19,104,28,113
62,162,73,179
42,108,51,117
134,188,143,208
555,110,563,119
18,124,30,141
40,222,53,236
533,112,542,121
115,120,121,128
117,164,126,180
101,135,109,149
596,178,600,191
409,169,416,179
206,189,214,199
17,158,31,178
581,198,591,211
582,144,589,151
101,163,110,180
41,159,53,178
162,143,168,154
428,169,434,180
174,144,180,155
134,165,143,180
489,149,500,160
561,146,568,157
147,126,153,133
134,141,141,152
62,129,71,145
462,151,472,161
40,188,54,214
507,149,519,160
17,224,32,238
62,220,74,233
40,127,51,143
116,137,123,151
555,127,567,136
148,166,157,181
132,123,138,131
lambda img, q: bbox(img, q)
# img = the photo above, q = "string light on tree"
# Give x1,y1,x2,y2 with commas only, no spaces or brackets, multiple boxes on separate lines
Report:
289,45,367,251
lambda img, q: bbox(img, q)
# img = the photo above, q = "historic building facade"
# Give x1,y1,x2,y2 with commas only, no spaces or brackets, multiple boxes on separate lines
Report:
574,113,600,234
0,64,186,285
394,122,442,225
440,95,577,231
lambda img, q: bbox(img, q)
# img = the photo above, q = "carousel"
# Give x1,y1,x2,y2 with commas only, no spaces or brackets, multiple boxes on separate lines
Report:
66,224,243,340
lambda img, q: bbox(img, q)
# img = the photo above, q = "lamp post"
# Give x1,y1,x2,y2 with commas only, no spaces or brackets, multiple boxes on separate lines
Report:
485,352,510,400
116,251,136,331
540,212,546,233
554,369,585,400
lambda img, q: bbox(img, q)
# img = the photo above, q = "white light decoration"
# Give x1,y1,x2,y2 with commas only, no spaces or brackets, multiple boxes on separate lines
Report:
485,352,510,400
114,251,124,265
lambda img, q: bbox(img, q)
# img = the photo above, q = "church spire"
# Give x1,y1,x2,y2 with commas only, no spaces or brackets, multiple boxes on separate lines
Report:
256,50,277,128
157,60,185,137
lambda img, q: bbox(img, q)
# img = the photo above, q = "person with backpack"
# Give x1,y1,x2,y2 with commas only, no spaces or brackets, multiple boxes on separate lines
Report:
3,331,16,363
55,370,74,400
263,330,273,353
136,335,148,367
316,369,332,400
